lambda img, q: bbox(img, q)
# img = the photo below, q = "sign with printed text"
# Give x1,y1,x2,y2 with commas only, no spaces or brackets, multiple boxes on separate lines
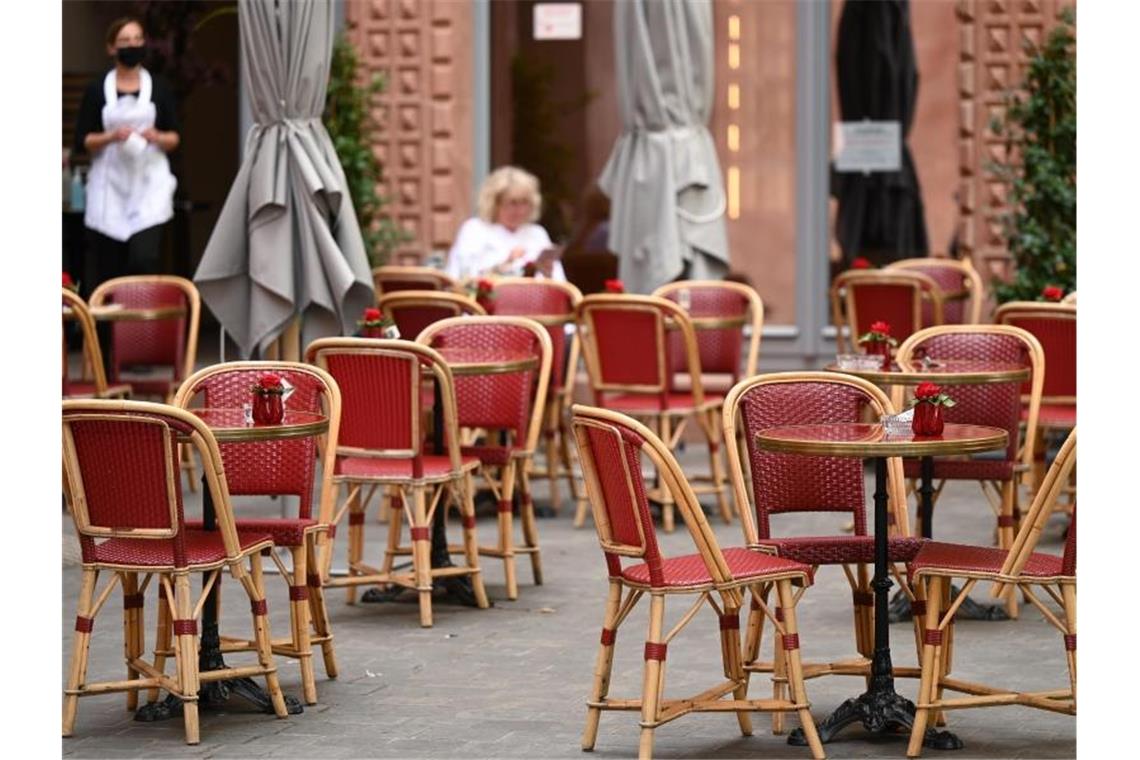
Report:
834,121,902,173
534,3,582,40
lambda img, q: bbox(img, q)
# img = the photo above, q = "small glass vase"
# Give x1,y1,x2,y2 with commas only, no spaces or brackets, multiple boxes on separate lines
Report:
361,326,385,339
861,340,892,370
252,390,284,425
911,402,944,436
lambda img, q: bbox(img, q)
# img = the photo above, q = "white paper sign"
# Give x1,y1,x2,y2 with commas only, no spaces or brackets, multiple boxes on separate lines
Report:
834,121,902,173
534,3,582,40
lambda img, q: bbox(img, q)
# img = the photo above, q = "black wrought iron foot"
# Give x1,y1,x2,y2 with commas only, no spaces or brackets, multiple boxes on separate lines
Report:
438,575,481,607
887,585,1008,623
787,689,962,750
534,505,557,519
133,679,303,720
361,585,405,603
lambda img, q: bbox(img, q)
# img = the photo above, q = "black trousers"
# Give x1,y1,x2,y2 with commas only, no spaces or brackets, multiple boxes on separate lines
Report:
85,223,167,294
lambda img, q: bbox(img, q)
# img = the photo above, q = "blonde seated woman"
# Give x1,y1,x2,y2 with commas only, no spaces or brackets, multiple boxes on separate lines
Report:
445,166,566,281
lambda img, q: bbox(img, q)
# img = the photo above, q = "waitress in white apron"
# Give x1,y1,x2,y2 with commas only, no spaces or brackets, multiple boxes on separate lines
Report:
73,16,180,293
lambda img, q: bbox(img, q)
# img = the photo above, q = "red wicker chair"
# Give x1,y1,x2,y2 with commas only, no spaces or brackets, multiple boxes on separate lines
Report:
652,279,764,395
575,294,731,532
417,316,552,600
887,258,984,325
371,265,457,296
722,372,921,729
484,277,584,515
830,269,945,353
895,325,1044,617
61,400,287,744
377,290,486,342
62,288,131,400
89,275,201,401
572,404,824,760
305,338,489,627
172,361,341,705
905,428,1077,758
994,302,1076,491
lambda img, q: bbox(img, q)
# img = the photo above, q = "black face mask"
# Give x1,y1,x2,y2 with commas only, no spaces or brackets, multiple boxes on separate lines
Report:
116,45,146,67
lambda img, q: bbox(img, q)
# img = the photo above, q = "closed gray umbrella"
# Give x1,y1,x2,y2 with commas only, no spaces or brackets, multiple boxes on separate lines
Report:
598,0,728,294
195,0,373,358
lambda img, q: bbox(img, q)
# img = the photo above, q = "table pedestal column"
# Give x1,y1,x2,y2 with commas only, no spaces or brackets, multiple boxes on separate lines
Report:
790,457,962,749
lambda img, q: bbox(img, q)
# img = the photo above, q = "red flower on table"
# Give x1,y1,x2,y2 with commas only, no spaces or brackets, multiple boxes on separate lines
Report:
362,307,382,323
476,279,495,294
858,320,897,347
522,262,537,278
912,381,956,407
604,279,625,294
1041,285,1064,302
252,372,284,394
850,257,873,270
62,271,79,292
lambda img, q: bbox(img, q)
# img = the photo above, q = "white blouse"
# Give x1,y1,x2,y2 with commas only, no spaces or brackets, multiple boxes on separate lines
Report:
445,218,566,281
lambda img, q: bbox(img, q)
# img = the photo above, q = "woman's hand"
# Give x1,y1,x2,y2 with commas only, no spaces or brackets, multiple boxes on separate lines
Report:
140,128,180,153
112,126,134,142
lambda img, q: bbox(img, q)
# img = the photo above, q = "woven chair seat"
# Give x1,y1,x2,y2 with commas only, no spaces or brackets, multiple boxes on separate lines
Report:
758,535,925,566
89,529,273,568
601,391,724,414
1026,403,1075,429
902,457,1013,482
186,518,319,547
908,540,1068,583
622,547,812,589
63,380,132,399
335,454,479,481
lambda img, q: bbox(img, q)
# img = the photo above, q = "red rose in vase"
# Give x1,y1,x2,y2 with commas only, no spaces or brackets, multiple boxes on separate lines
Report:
604,279,625,294
251,373,285,425
857,320,897,369
62,271,79,292
358,307,398,338
910,382,955,436
850,257,873,270
1041,285,1064,302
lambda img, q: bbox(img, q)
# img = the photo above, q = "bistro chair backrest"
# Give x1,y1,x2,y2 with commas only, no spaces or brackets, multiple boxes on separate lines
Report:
887,258,983,325
62,288,111,396
417,317,552,454
722,372,909,545
994,302,1076,402
377,291,486,342
653,280,763,381
61,399,242,569
372,265,457,296
576,294,706,408
305,338,466,476
830,270,944,353
172,362,341,522
1000,427,1077,582
571,404,731,590
89,275,201,384
486,278,582,398
896,325,1044,471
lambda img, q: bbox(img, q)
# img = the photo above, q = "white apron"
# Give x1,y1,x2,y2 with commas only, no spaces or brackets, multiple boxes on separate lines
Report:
84,68,177,242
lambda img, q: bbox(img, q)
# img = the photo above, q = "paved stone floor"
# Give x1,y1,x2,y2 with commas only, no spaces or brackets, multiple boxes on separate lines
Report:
62,454,1075,759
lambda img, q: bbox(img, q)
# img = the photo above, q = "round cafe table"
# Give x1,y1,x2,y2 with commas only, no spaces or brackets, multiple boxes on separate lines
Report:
756,422,1007,750
135,408,325,723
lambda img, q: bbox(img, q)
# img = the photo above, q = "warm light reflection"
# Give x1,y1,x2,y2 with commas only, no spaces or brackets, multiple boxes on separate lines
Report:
728,43,740,70
728,84,740,110
729,15,740,41
727,124,740,152
727,167,740,220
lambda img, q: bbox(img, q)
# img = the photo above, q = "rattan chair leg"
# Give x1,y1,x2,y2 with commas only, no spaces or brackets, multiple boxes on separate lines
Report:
855,563,873,661
518,467,543,586
289,546,317,704
702,409,732,524
637,593,667,760
997,480,1019,619
148,585,172,705
658,415,675,533
742,585,770,693
559,414,584,504
771,603,788,735
498,460,520,600
457,473,490,609
122,572,143,711
907,576,942,758
382,491,404,575
582,579,623,751
63,567,98,737
346,486,364,605
1062,584,1077,703
305,532,338,679
173,572,201,744
409,484,434,627
776,579,824,760
244,553,288,719
932,578,953,728
720,604,753,737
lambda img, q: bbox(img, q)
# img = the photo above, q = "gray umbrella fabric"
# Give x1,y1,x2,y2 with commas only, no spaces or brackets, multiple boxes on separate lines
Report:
597,0,728,294
195,0,373,358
